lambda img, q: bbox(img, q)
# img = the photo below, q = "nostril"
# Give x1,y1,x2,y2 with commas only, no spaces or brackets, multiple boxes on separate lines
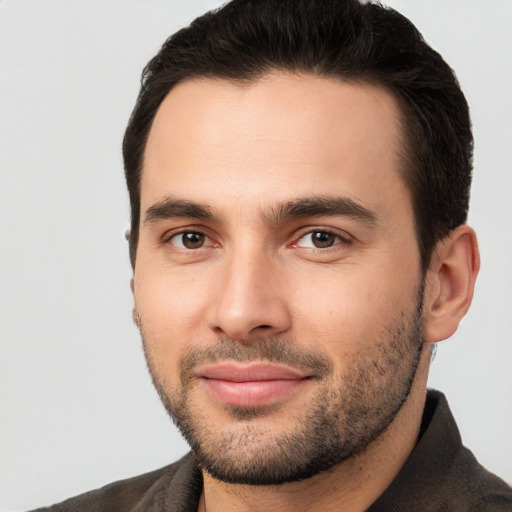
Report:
258,325,272,329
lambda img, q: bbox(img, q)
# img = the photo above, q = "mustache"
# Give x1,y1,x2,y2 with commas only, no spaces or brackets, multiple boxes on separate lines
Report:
179,337,333,382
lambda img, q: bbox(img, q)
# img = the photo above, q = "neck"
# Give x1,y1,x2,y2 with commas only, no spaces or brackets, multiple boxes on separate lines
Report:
198,345,431,512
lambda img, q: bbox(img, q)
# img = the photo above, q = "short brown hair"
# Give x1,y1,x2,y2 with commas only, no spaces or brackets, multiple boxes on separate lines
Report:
123,0,472,271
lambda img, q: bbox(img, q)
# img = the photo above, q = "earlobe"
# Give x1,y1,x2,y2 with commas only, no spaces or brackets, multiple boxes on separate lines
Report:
423,225,480,343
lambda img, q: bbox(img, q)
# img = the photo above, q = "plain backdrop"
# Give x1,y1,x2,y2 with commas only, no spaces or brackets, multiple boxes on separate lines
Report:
0,1,511,510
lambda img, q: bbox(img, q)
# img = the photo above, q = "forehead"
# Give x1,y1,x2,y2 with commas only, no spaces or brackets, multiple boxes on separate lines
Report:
142,73,411,220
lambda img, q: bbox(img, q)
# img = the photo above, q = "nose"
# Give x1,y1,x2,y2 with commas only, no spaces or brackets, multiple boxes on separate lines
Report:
207,249,291,341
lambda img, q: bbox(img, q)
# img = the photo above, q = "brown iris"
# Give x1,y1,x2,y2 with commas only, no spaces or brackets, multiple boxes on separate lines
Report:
311,231,337,248
182,232,205,249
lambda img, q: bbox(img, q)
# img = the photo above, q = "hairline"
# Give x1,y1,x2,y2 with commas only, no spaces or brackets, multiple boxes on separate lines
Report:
130,70,433,273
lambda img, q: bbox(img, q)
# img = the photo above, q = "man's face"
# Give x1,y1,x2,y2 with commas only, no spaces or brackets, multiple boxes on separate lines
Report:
133,74,426,484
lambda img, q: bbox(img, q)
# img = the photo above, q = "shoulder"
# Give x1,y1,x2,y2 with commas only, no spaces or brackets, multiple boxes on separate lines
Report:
369,390,512,512
444,445,512,512
30,453,196,512
427,391,512,511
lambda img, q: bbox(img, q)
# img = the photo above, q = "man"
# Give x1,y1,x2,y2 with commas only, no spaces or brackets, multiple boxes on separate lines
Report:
33,0,511,510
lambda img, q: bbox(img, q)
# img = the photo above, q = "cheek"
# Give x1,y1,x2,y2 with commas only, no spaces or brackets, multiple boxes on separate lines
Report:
134,269,211,368
289,266,418,353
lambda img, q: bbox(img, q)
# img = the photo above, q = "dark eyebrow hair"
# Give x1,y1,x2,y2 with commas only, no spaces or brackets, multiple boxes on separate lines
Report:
144,196,218,224
143,194,377,226
266,196,378,225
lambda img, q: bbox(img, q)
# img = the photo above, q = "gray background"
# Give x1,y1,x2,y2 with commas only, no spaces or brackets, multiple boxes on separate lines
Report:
0,1,511,510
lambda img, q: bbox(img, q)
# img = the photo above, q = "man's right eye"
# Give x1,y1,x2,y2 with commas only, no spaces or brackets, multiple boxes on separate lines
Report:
168,231,208,250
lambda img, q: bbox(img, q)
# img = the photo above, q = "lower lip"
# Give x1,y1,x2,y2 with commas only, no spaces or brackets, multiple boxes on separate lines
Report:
200,378,307,407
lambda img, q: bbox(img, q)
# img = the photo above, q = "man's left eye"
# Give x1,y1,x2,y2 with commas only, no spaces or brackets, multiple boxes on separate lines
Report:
295,231,344,249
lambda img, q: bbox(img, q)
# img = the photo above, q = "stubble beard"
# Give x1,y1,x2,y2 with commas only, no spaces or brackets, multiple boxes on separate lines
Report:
141,294,425,486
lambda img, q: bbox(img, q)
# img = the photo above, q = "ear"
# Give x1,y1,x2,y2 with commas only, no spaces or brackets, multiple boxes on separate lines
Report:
423,225,480,343
132,307,141,329
130,277,140,328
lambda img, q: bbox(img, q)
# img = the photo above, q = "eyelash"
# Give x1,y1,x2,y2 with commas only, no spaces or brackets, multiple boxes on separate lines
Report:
291,228,352,250
163,227,352,252
164,230,216,250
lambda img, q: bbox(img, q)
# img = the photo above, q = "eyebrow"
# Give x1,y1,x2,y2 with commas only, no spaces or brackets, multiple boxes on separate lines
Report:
143,195,377,226
144,197,218,224
265,196,378,225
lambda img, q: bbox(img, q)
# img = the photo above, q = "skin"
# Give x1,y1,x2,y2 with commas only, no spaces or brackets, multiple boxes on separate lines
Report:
132,73,479,512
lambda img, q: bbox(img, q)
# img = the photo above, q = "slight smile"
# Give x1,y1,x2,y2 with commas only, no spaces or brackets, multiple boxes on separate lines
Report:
197,362,313,407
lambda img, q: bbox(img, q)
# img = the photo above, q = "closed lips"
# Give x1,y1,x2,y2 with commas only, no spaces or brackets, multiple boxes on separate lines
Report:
197,362,312,407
